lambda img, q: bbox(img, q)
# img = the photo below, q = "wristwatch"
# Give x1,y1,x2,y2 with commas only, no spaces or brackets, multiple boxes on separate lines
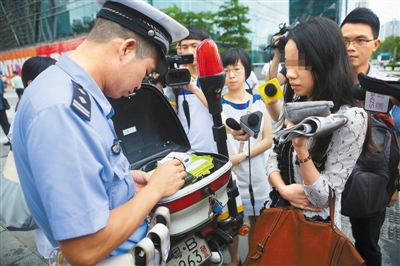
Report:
243,150,249,160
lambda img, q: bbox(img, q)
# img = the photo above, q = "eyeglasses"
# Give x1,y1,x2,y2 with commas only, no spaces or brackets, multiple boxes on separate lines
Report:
224,67,244,75
344,39,375,48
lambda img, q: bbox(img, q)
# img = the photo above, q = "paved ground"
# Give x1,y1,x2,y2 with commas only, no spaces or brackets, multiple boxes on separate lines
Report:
1,71,400,265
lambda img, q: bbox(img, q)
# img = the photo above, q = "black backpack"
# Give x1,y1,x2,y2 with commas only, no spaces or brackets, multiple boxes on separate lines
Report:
341,114,400,218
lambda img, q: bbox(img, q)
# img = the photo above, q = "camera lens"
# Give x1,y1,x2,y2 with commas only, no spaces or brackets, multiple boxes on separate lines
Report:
169,72,184,83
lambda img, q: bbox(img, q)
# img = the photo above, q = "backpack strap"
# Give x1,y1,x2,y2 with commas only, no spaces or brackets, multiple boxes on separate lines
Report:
375,113,394,127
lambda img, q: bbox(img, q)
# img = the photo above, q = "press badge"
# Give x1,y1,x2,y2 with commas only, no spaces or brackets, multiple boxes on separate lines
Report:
364,92,390,113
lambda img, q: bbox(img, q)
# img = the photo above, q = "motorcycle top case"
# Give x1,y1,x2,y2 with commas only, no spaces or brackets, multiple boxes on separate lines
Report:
108,84,232,235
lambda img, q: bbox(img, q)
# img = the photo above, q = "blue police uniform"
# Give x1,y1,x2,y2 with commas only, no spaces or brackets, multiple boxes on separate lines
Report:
12,56,147,256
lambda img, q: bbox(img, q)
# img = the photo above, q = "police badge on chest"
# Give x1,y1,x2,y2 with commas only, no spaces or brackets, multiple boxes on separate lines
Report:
111,139,122,155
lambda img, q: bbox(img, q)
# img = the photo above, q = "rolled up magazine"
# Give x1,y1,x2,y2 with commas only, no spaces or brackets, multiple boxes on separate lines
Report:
277,114,348,143
284,100,334,124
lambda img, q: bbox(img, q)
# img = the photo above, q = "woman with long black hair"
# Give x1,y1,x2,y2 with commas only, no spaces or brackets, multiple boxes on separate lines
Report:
266,17,375,228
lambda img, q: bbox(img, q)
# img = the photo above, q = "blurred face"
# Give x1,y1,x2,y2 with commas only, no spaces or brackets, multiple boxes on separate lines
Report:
285,39,314,98
224,59,246,91
180,39,202,66
341,23,380,74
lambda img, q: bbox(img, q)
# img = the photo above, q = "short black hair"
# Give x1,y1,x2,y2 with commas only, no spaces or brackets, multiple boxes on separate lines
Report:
340,7,380,39
21,56,57,88
221,47,251,80
180,25,209,43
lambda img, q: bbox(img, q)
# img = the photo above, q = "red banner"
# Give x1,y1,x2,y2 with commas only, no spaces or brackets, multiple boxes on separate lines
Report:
0,37,85,86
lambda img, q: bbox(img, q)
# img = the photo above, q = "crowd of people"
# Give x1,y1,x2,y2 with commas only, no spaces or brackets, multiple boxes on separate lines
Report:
1,1,399,266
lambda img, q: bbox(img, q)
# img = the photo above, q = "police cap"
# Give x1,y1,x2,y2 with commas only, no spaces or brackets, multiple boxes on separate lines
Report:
96,0,188,75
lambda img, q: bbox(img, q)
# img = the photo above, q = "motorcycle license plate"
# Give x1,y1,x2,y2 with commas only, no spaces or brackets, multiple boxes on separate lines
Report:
168,235,211,265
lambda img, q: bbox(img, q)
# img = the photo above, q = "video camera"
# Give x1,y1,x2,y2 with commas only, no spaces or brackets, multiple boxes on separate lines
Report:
264,22,296,53
350,73,400,113
163,54,193,87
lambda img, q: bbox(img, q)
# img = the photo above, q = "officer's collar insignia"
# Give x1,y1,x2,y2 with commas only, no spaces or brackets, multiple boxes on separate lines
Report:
71,80,91,121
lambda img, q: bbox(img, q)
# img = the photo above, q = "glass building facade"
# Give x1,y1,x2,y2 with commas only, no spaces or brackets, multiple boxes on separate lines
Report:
1,1,288,56
289,0,341,24
1,0,356,62
0,0,98,51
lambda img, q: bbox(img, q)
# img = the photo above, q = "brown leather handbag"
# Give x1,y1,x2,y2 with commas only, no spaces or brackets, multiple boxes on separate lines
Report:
244,188,365,265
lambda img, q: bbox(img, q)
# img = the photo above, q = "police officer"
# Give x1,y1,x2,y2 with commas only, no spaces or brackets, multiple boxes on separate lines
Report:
12,1,188,265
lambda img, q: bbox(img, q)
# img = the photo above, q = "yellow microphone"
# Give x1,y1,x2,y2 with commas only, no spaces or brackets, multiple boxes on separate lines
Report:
258,78,284,104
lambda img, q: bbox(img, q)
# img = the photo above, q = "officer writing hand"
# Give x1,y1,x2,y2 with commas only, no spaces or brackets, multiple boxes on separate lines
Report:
147,159,186,198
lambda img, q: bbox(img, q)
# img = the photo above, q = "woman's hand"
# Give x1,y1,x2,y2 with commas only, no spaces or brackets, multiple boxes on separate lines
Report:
278,183,322,212
229,153,245,168
285,118,308,151
232,129,250,141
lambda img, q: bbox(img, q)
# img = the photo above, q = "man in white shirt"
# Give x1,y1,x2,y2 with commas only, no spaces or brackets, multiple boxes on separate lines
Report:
11,71,24,99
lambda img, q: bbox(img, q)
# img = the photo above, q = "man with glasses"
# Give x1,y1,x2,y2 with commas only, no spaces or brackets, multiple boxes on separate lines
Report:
341,8,398,266
341,8,382,80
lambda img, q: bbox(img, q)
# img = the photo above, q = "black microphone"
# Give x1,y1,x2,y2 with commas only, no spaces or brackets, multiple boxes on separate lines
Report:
248,113,260,126
240,111,263,139
265,83,278,96
226,118,241,130
259,78,283,104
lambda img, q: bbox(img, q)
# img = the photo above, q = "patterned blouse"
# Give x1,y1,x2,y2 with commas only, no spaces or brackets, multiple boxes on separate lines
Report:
266,105,368,228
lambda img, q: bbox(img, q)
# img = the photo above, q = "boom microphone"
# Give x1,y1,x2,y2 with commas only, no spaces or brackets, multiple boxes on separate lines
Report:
358,73,400,99
350,81,391,113
226,118,241,130
258,78,284,104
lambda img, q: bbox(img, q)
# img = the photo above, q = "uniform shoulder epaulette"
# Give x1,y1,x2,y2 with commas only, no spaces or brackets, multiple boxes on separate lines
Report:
70,80,91,121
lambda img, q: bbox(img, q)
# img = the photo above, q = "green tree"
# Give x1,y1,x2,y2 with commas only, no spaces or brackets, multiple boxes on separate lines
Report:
373,35,396,59
214,0,251,52
389,36,400,66
161,5,215,38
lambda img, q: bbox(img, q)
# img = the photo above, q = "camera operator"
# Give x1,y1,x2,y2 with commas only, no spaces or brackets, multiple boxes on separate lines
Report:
164,26,218,154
